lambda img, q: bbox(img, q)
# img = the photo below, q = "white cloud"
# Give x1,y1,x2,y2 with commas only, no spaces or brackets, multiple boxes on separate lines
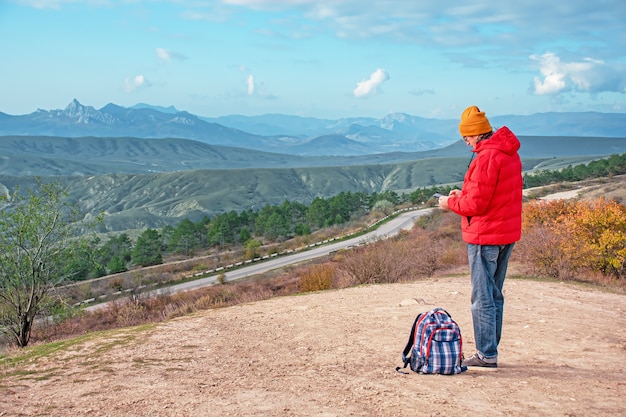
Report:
238,72,276,99
353,68,389,98
530,53,568,95
531,52,626,96
156,48,187,64
20,1,626,56
247,75,255,95
156,48,171,63
123,75,150,93
218,2,625,49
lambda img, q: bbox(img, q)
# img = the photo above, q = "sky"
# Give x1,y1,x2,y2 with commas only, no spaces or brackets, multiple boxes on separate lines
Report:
1,0,625,120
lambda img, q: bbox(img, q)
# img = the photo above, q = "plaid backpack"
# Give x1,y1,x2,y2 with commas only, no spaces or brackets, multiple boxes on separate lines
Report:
398,307,466,375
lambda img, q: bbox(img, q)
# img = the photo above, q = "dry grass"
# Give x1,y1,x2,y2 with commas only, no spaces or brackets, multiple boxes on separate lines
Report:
298,264,337,292
61,222,370,306
27,212,465,347
12,178,626,349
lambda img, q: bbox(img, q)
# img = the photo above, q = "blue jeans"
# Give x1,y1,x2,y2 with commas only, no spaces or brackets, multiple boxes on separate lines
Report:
467,243,515,361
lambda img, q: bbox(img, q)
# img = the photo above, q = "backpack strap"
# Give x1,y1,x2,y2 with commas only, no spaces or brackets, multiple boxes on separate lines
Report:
431,307,452,318
397,312,423,372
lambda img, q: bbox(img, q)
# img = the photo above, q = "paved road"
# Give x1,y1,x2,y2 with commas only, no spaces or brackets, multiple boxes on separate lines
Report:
163,208,433,293
86,207,433,311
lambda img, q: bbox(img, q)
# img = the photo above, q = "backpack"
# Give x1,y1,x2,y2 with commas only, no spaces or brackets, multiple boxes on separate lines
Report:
397,307,466,375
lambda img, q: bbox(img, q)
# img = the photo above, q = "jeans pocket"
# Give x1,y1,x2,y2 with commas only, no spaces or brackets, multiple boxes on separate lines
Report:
480,245,501,263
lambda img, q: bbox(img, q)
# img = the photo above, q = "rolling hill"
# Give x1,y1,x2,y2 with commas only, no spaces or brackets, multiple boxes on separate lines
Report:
0,152,611,231
0,101,624,231
1,134,625,177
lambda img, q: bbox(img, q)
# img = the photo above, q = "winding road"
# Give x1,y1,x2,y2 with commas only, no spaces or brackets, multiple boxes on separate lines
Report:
169,207,433,293
86,207,433,311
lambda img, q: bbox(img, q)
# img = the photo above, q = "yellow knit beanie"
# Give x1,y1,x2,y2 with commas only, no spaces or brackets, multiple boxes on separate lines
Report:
459,106,492,137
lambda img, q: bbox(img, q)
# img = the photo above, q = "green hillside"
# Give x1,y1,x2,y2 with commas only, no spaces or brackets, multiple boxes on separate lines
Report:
0,156,556,231
1,134,623,231
2,135,625,176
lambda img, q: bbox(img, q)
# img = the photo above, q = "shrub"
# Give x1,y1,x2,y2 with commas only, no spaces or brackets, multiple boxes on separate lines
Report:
339,239,412,285
109,277,124,292
569,199,626,278
299,264,337,292
518,198,626,279
115,302,147,327
515,225,583,279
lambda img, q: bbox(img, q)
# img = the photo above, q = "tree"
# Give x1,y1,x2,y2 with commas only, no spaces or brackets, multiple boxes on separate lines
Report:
372,199,394,216
63,237,100,280
0,181,98,347
131,228,163,267
169,218,202,256
245,239,261,260
257,211,290,241
107,256,128,274
294,222,311,236
207,211,240,247
306,197,331,228
96,233,132,274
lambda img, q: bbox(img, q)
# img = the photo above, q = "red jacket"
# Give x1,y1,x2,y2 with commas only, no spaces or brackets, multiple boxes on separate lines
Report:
447,126,523,245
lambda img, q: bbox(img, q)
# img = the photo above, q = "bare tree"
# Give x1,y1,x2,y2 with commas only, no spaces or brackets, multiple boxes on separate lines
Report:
0,181,98,347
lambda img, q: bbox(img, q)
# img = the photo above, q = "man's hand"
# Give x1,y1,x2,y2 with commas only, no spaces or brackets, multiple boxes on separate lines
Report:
438,196,450,210
438,189,461,210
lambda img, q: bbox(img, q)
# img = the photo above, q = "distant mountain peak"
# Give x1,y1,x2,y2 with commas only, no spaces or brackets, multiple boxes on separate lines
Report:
58,99,116,124
63,98,88,115
131,103,180,114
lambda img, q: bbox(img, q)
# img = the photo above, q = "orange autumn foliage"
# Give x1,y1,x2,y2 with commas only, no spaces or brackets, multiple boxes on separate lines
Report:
519,198,626,279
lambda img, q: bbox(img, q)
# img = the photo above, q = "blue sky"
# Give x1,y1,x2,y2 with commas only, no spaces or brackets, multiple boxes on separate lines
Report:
1,0,625,119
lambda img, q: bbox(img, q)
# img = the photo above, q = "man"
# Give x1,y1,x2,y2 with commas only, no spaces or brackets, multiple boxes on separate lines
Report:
438,105,523,368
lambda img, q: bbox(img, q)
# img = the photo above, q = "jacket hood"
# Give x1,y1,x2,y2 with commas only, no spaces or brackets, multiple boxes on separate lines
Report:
474,126,520,156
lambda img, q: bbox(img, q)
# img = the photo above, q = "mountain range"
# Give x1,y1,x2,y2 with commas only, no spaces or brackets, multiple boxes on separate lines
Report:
1,99,625,156
0,100,625,232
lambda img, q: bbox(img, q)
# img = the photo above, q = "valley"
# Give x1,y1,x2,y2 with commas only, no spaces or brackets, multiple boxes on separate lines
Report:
1,134,624,231
1,102,624,231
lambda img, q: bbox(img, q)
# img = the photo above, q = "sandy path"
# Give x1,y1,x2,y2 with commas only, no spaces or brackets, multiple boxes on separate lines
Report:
2,275,626,417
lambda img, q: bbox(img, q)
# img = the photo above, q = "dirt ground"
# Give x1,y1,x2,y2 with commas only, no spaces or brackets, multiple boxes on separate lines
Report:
2,272,625,417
